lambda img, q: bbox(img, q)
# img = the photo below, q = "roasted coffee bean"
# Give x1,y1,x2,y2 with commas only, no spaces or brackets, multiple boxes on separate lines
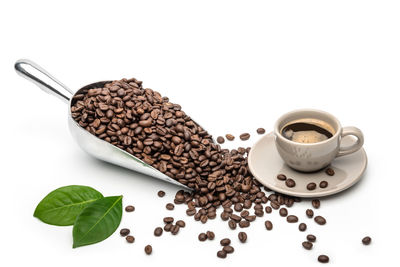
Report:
299,223,307,231
198,233,207,241
265,206,272,213
307,182,317,191
318,255,329,263
217,250,227,258
163,217,174,224
285,178,296,188
157,191,165,197
240,210,250,218
225,134,235,141
245,215,256,222
221,212,230,221
314,216,326,225
277,174,287,181
362,236,371,245
230,214,242,222
126,235,135,243
307,234,316,242
154,227,163,236
234,203,243,212
228,220,237,230
319,181,328,188
312,199,321,209
171,225,180,235
220,238,231,246
120,228,130,237
302,241,313,250
238,232,247,243
265,220,273,230
287,215,298,223
306,209,314,218
176,220,186,228
186,209,196,216
164,223,173,232
166,203,175,210
257,128,266,134
125,205,135,212
271,201,280,210
239,220,250,228
325,167,335,176
206,231,215,240
144,245,152,255
223,245,234,254
279,208,288,217
239,133,250,141
254,209,264,217
217,136,225,144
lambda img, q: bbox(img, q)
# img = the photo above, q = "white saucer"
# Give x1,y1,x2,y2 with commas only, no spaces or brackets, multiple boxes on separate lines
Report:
248,133,368,198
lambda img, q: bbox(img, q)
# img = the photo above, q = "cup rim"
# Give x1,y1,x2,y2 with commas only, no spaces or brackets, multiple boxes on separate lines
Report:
274,108,342,146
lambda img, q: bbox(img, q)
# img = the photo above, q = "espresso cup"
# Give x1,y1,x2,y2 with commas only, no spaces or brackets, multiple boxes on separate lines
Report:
274,109,364,172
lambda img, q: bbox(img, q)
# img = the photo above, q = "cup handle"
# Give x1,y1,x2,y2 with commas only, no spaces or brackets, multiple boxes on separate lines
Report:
337,126,364,157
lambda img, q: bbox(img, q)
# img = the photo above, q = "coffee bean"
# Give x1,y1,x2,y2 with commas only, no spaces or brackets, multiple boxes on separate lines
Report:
120,228,130,237
163,217,174,224
158,191,166,197
198,233,207,241
234,203,243,212
302,241,313,250
257,128,266,134
319,181,328,188
306,209,314,218
240,210,250,218
171,225,180,235
166,203,175,210
265,220,273,230
186,209,196,216
312,199,321,209
126,235,135,243
318,255,329,263
325,167,335,176
154,227,163,236
217,250,227,258
223,245,234,254
125,205,135,212
225,134,235,141
279,208,288,217
285,179,296,188
277,174,287,181
314,216,326,225
164,223,173,232
239,220,250,228
265,206,272,213
254,209,264,217
307,182,317,191
228,220,237,230
221,212,230,221
287,215,298,223
245,215,256,222
206,231,215,240
271,201,280,210
362,236,371,245
299,223,307,231
217,136,225,144
220,238,231,246
176,220,186,228
238,232,247,243
307,234,316,242
230,214,242,222
239,133,250,141
144,245,152,255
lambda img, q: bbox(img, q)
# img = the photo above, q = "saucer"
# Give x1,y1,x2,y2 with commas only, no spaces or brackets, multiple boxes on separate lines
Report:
248,133,367,198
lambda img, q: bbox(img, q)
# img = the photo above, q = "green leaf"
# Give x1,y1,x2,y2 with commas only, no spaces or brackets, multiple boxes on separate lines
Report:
34,185,104,226
72,195,123,248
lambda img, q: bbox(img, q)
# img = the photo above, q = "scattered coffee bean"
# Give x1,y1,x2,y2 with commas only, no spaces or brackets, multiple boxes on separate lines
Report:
240,210,250,218
319,181,328,188
312,199,321,209
306,209,314,218
265,206,272,213
144,245,152,255
157,191,165,197
166,203,175,210
314,216,326,225
120,228,130,237
176,220,186,228
238,232,247,243
225,134,235,141
307,182,317,191
287,215,298,223
163,217,174,224
257,128,266,134
318,255,329,263
126,235,135,243
164,223,173,232
279,208,288,217
271,201,280,210
325,168,335,176
198,233,207,241
171,225,180,235
154,227,163,237
221,212,230,221
223,245,234,254
206,231,215,240
299,223,307,231
217,136,225,144
239,220,250,228
285,178,296,188
265,220,273,230
302,241,313,250
234,203,243,212
307,234,317,242
125,205,135,212
220,238,231,246
362,236,371,245
239,133,250,141
277,174,287,181
217,250,227,258
254,209,264,217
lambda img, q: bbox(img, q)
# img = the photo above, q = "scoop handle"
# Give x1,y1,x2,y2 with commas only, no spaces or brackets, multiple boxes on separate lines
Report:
14,59,73,103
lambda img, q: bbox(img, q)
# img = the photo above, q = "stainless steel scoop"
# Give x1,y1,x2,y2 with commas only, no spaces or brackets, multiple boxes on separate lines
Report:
15,59,191,190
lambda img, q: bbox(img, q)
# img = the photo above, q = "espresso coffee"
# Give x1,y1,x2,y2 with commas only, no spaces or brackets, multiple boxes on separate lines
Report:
281,119,334,143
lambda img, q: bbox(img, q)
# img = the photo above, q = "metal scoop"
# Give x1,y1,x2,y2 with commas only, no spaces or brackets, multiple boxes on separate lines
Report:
15,59,191,190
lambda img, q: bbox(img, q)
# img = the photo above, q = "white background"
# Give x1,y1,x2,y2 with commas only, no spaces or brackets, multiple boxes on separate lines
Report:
1,0,399,266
